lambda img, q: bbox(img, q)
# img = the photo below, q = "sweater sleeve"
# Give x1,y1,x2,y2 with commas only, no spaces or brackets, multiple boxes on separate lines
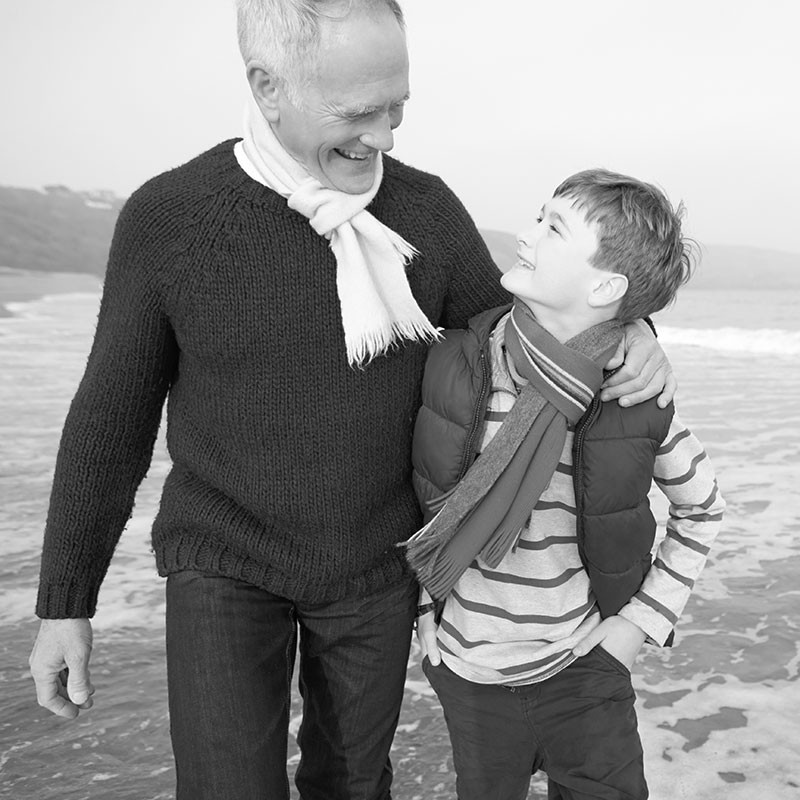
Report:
427,179,511,329
617,411,725,645
36,193,179,619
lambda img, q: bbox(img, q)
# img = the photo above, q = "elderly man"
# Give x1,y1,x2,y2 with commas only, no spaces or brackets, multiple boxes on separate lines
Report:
29,1,675,798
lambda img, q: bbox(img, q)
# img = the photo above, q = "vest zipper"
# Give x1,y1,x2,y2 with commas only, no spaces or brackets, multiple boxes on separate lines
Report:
572,393,602,563
456,349,489,481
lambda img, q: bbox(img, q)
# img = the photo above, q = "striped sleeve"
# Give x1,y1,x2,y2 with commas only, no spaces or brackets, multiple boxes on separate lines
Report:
617,410,725,645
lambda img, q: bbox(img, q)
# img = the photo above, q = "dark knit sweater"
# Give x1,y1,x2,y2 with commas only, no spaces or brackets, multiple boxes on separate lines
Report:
36,140,510,618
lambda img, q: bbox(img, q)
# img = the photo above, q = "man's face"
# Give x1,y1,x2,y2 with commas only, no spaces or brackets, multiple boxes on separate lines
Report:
501,195,602,318
271,9,409,194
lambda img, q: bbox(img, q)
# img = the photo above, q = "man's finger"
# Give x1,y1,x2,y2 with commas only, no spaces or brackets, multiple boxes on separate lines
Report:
602,360,666,405
63,659,94,707
600,374,645,402
33,671,79,718
657,371,678,407
602,347,662,389
604,338,625,371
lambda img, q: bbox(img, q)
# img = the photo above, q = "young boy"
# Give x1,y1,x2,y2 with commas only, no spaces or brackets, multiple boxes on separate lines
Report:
405,168,725,800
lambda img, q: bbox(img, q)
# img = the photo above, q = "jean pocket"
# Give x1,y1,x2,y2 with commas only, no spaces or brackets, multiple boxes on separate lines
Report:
593,644,632,678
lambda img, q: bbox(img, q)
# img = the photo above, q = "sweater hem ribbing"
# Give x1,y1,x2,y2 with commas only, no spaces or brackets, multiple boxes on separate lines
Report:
155,538,412,604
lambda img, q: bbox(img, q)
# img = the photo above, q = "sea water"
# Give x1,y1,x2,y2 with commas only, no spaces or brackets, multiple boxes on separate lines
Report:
1,286,799,799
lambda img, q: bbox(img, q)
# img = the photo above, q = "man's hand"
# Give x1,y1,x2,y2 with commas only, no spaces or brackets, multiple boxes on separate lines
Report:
572,615,646,670
417,610,441,666
29,618,95,718
600,319,676,408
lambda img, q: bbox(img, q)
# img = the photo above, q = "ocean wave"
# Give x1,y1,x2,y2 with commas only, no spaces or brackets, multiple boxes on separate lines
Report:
2,291,101,320
3,294,799,358
659,325,800,356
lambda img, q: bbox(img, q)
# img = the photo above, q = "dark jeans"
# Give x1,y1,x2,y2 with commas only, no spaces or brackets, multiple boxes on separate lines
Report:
423,648,648,800
165,570,417,800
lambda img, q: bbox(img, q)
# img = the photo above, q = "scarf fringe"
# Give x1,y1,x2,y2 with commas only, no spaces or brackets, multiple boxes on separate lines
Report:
401,508,447,594
404,514,523,598
480,525,524,568
420,553,464,601
386,230,419,264
346,319,442,367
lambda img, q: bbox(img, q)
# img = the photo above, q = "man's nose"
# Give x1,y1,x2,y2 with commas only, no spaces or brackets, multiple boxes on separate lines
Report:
359,115,395,152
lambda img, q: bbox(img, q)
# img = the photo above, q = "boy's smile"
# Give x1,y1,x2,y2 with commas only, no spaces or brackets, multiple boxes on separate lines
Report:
501,195,609,338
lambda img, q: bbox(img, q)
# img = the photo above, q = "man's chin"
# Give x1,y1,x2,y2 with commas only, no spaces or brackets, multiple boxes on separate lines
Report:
324,161,377,194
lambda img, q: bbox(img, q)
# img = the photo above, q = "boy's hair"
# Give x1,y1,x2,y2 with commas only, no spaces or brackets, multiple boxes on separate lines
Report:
553,168,696,321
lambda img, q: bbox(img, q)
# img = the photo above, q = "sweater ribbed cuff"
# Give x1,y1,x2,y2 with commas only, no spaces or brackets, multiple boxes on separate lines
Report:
36,581,101,619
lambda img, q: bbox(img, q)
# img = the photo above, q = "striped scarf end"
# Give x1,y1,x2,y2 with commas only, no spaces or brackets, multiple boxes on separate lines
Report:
403,530,446,573
480,525,525,568
416,554,462,602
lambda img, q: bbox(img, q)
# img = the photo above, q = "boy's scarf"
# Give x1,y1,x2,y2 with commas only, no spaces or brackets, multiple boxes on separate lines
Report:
404,303,623,599
234,96,440,367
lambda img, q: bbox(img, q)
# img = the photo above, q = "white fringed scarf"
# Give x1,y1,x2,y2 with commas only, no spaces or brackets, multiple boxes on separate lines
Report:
234,95,440,366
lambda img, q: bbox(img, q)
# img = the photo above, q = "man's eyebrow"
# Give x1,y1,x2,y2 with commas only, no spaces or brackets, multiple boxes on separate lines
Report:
337,92,411,117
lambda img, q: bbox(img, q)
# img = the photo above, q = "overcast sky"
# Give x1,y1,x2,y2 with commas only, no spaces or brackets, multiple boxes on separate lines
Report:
2,1,798,254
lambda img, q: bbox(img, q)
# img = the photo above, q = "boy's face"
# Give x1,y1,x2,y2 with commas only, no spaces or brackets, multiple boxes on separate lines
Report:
501,195,604,320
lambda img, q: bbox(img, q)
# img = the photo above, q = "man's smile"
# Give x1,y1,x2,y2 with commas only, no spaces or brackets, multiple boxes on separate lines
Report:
334,148,371,161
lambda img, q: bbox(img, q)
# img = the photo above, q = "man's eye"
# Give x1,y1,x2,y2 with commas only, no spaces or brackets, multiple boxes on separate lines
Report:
550,224,559,233
536,215,543,224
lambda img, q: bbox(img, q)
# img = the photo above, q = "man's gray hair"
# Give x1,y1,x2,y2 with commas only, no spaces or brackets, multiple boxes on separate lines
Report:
236,0,405,104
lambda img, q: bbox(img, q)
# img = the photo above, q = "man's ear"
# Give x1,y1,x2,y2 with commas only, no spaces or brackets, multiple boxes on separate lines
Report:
246,63,281,123
588,272,628,309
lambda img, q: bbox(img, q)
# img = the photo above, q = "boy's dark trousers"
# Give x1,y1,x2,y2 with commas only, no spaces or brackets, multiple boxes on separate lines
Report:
165,569,418,800
423,647,648,800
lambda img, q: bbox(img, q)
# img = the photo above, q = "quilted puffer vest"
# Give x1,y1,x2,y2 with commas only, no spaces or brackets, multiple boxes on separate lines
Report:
411,305,673,621
573,393,673,619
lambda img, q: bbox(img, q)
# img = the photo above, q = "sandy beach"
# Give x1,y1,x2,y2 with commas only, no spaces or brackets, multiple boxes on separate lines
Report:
1,270,799,799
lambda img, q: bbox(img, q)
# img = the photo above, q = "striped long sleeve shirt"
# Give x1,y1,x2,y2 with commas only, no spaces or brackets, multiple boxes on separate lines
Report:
436,322,725,686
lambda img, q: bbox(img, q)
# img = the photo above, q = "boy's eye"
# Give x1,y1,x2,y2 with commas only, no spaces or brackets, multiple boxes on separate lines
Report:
536,215,543,224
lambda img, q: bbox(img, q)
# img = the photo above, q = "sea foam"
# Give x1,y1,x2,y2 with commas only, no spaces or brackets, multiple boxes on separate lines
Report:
659,325,800,357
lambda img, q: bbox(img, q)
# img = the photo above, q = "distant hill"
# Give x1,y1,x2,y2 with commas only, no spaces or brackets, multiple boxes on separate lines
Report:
480,229,800,291
0,184,124,276
1,186,798,289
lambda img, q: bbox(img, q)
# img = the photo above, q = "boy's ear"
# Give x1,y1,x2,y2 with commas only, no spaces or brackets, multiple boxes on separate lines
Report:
588,272,628,309
246,63,282,123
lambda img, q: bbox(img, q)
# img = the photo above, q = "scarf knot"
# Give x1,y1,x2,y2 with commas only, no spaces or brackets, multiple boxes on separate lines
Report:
235,95,440,366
